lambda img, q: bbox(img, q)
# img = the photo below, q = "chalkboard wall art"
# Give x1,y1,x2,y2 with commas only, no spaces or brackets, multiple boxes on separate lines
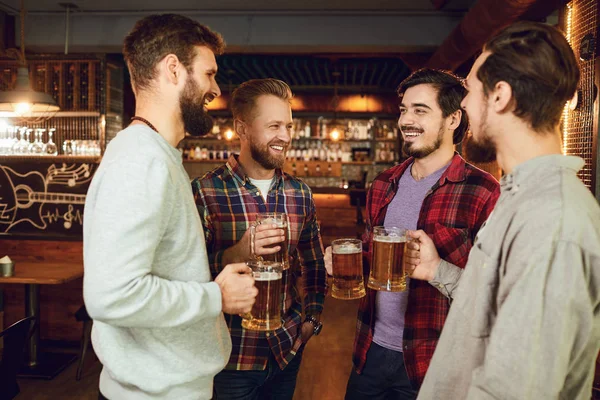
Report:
0,161,96,239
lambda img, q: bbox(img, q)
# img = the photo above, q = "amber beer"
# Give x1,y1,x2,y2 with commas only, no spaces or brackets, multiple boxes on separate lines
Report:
331,238,366,299
242,260,283,331
254,212,290,270
368,226,408,292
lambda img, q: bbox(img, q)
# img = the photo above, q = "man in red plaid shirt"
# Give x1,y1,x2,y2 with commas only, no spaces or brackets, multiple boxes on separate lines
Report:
192,78,327,400
326,68,500,399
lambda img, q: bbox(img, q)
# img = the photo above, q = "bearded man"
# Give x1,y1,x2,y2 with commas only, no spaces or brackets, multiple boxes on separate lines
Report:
324,68,500,400
83,14,258,400
192,78,327,400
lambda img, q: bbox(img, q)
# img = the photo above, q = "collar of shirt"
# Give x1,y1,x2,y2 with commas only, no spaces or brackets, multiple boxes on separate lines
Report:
225,154,284,189
386,152,468,186
500,154,584,193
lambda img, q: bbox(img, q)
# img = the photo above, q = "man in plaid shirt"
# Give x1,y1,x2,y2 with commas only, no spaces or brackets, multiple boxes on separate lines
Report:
192,78,327,400
326,69,500,399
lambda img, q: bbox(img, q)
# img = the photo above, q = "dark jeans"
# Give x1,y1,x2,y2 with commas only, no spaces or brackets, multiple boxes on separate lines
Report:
345,342,417,400
213,349,304,400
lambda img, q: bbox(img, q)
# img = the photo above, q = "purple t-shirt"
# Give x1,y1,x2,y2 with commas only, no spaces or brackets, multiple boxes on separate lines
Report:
372,162,449,352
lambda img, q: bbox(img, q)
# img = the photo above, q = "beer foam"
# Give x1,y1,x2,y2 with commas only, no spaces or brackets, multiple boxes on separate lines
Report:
260,218,287,227
254,271,283,281
373,235,406,243
333,245,362,255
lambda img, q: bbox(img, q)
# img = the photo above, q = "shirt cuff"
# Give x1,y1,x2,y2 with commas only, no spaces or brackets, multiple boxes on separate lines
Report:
303,292,325,316
428,259,463,299
204,281,223,318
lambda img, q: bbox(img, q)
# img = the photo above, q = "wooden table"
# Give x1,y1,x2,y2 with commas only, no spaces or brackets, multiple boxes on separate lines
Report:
0,261,84,379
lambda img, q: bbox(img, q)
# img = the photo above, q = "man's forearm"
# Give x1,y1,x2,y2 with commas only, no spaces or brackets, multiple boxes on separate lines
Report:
221,241,249,266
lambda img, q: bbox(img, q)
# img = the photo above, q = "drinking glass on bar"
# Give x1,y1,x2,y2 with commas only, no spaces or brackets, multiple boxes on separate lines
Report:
368,226,411,292
241,260,283,331
251,212,290,270
331,238,366,300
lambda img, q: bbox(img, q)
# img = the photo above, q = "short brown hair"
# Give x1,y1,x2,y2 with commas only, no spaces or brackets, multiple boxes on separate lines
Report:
123,14,225,91
478,21,579,132
397,68,468,144
230,79,293,122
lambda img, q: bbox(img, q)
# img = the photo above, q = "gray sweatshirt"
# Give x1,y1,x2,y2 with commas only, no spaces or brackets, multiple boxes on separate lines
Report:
419,155,600,400
83,125,231,400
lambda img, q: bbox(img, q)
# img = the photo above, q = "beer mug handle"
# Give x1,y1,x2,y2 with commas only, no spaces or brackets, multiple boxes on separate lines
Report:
250,224,256,259
249,223,263,261
405,236,420,276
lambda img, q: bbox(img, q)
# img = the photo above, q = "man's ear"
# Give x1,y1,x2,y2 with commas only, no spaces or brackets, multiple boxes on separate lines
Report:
447,109,462,131
234,119,246,139
491,81,514,113
160,53,182,86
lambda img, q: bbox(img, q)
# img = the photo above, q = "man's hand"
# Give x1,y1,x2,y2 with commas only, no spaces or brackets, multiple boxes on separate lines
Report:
300,321,315,343
215,263,258,314
324,246,333,276
405,230,441,282
222,224,285,265
252,223,286,258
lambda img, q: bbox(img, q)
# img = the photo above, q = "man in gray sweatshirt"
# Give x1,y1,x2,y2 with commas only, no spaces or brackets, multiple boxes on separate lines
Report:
407,22,600,399
83,14,257,400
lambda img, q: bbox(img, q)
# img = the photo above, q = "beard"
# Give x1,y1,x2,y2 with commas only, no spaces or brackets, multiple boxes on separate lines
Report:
179,75,214,137
402,124,444,159
462,107,497,163
249,138,287,170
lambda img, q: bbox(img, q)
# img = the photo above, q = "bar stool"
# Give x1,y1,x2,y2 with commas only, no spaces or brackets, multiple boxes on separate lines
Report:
74,305,92,381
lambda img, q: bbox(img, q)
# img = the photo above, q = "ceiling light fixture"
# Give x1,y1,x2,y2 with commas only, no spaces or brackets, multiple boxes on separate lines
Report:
0,0,60,123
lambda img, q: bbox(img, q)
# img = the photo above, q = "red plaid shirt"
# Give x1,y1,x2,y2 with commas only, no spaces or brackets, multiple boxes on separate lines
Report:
354,153,500,388
192,155,327,371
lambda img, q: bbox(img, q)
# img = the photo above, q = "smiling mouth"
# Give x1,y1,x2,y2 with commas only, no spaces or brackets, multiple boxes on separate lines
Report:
403,131,424,139
270,144,286,153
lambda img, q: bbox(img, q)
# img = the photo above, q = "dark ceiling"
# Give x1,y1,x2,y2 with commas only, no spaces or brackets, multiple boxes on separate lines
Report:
215,54,411,94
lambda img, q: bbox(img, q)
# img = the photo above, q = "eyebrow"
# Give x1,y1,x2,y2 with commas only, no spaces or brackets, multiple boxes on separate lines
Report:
400,102,433,110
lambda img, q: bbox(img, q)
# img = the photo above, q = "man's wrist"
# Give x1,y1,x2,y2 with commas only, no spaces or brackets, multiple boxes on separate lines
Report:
428,258,443,281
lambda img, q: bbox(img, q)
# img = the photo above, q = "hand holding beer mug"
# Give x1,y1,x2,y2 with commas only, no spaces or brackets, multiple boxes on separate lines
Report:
330,238,366,299
405,229,441,282
214,262,258,315
368,226,414,292
251,212,290,270
241,260,283,331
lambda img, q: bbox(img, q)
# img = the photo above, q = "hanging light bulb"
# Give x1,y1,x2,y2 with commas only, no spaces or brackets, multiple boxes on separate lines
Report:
0,0,60,122
224,128,235,141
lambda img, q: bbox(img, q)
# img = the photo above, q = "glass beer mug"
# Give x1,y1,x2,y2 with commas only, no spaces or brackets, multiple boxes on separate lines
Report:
251,212,290,270
331,238,366,300
241,260,283,331
368,226,411,292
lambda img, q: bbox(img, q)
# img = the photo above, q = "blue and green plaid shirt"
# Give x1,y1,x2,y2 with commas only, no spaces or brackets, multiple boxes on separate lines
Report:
192,154,327,371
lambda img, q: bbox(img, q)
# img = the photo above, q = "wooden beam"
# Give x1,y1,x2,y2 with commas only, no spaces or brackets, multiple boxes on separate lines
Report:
430,0,450,10
426,0,540,71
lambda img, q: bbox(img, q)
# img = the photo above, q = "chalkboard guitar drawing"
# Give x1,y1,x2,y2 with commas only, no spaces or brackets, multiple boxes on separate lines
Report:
0,164,90,232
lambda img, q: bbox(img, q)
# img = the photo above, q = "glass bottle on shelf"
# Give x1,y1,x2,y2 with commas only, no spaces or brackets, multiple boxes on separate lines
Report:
81,63,89,110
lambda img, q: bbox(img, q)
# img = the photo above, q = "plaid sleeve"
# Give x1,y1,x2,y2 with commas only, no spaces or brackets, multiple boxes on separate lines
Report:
299,190,327,316
191,178,224,277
